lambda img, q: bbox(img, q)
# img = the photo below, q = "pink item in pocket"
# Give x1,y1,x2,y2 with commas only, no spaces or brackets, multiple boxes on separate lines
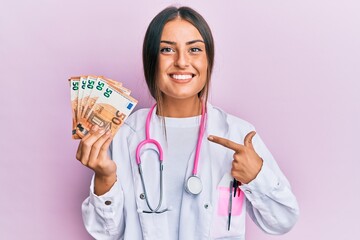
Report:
217,186,244,216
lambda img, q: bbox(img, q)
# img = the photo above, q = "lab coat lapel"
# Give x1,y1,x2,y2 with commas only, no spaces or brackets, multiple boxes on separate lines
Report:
206,103,232,185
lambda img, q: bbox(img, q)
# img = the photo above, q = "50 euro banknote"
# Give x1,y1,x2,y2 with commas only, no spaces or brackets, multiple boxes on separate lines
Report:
69,77,80,139
69,76,138,139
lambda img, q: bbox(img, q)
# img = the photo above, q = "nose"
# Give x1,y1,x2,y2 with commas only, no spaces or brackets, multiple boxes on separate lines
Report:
174,51,189,68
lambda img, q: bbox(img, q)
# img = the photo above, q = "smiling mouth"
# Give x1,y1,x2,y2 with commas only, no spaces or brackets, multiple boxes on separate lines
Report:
170,74,195,81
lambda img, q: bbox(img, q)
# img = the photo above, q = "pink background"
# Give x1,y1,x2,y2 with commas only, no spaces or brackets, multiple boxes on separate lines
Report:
1,0,359,239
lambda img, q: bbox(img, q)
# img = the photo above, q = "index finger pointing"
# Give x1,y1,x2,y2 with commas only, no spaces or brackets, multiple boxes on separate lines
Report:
208,135,242,151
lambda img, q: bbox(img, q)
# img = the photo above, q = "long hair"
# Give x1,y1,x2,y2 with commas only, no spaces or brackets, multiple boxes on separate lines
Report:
142,6,215,116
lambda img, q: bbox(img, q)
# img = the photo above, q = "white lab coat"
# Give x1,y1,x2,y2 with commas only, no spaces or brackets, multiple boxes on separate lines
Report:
82,103,299,240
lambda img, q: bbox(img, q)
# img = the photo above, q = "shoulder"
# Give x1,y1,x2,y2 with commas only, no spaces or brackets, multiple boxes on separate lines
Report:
207,103,255,133
123,107,149,132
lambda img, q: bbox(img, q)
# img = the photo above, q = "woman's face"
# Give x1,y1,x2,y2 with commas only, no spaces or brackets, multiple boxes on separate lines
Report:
157,18,208,102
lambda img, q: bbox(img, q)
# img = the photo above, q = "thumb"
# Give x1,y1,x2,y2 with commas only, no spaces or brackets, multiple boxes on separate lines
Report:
244,131,256,149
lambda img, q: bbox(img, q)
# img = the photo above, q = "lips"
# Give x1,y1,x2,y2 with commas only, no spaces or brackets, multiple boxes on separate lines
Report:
169,73,195,83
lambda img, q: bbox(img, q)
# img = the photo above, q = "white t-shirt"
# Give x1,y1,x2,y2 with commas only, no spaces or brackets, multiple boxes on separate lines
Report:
158,115,201,237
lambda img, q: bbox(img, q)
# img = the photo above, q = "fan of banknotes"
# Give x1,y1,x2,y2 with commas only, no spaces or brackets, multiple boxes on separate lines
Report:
69,75,138,139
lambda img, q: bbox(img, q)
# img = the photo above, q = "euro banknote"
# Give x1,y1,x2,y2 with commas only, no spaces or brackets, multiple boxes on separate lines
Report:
69,76,80,139
68,75,138,139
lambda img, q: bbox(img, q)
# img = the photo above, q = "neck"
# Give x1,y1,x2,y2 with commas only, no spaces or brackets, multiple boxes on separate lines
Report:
158,96,202,118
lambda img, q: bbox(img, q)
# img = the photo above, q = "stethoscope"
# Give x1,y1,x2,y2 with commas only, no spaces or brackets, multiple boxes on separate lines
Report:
135,102,207,213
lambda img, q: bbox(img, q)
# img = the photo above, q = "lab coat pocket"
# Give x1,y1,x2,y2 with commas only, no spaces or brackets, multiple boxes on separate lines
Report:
211,173,246,239
137,211,170,240
218,186,244,216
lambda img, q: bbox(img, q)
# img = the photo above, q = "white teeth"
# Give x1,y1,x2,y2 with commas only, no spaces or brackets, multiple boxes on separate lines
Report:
171,74,192,80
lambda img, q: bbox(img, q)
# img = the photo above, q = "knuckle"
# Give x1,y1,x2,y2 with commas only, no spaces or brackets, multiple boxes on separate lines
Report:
80,159,87,166
100,144,109,152
233,154,240,162
232,160,240,169
96,160,105,169
92,144,100,151
82,141,92,149
89,158,104,171
232,161,237,168
87,161,97,169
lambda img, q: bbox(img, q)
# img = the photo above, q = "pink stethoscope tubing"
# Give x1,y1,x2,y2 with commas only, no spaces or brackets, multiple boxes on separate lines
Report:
193,101,207,176
135,102,207,200
135,104,163,165
135,104,165,213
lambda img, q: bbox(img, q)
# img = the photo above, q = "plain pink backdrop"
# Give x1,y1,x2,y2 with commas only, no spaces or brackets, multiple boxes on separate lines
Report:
1,0,359,239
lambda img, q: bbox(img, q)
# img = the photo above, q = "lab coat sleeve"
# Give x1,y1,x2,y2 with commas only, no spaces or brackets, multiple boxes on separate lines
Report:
239,133,300,234
81,176,124,239
81,140,125,239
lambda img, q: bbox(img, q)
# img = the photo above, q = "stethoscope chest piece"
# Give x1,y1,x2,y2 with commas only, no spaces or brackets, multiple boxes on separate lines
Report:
185,175,202,195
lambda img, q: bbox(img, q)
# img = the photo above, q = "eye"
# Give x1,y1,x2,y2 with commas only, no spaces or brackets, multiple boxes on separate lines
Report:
189,47,203,53
160,47,174,53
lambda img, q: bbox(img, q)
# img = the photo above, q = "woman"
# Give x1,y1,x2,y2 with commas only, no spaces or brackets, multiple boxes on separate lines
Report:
77,6,299,240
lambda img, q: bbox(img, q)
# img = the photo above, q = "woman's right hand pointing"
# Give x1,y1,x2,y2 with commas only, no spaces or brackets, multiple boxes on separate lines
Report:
76,125,117,196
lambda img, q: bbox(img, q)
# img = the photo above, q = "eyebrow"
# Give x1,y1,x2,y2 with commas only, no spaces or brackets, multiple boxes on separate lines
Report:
160,40,204,45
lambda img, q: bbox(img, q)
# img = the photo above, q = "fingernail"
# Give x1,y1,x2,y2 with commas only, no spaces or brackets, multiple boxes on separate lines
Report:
106,130,111,135
208,136,214,141
99,129,105,134
92,125,99,131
